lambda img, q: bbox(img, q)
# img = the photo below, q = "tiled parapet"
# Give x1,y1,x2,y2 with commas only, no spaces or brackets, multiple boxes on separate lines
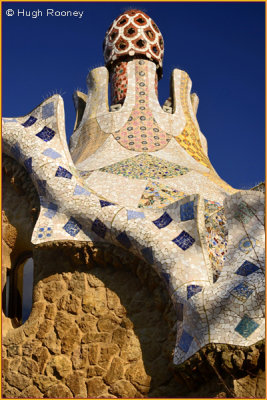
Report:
3,90,264,364
2,92,265,368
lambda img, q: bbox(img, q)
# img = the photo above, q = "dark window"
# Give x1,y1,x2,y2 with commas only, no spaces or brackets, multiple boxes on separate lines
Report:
3,255,34,325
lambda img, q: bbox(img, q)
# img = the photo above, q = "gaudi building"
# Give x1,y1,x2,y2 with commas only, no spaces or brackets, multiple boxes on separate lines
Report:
2,9,265,398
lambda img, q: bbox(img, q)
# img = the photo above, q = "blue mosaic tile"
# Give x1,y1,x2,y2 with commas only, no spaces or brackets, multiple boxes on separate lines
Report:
141,247,154,264
153,212,172,229
238,236,256,253
55,166,72,179
40,198,49,207
38,227,53,238
3,118,18,123
231,282,253,302
42,148,62,159
235,261,260,277
36,126,55,142
63,217,82,237
176,303,184,321
46,227,52,237
73,185,91,196
10,143,21,160
24,157,32,174
42,102,54,119
234,315,259,338
161,272,170,285
187,285,202,299
180,201,194,221
92,218,107,239
172,231,195,250
44,202,58,219
37,180,47,196
22,116,37,127
127,210,145,220
100,200,115,207
178,330,194,353
116,231,132,249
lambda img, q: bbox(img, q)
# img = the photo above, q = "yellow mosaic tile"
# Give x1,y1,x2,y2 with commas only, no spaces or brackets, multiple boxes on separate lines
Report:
175,72,212,169
138,180,186,208
202,172,238,194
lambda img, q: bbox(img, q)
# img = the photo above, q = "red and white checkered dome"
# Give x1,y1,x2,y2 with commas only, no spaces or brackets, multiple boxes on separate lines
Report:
103,9,164,78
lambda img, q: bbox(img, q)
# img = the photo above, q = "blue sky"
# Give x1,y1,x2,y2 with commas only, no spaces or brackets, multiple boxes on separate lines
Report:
2,2,265,189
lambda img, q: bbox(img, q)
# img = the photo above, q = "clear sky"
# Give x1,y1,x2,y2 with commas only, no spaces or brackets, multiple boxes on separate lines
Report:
2,2,265,189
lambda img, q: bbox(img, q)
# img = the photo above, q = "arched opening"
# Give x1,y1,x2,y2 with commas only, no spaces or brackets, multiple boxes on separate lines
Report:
3,254,34,326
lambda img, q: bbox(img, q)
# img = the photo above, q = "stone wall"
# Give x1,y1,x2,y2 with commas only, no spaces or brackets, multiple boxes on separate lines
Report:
2,237,183,398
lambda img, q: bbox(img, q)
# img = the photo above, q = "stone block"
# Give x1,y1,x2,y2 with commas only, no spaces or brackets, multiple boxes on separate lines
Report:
87,343,100,365
58,293,81,314
22,340,40,357
106,288,126,317
3,327,25,346
120,335,141,362
87,377,108,397
32,346,51,373
9,357,21,371
77,314,98,333
99,343,119,365
6,372,31,391
82,331,111,344
65,371,87,397
112,328,128,347
18,357,39,378
43,280,66,302
36,320,54,339
97,314,120,332
68,272,87,296
2,358,10,374
2,381,21,398
46,383,73,398
46,355,72,378
71,345,88,370
45,303,57,320
54,311,76,339
33,374,58,392
125,360,151,390
82,287,107,315
42,330,61,354
110,380,137,398
87,273,105,287
61,326,82,354
87,365,106,378
104,357,125,384
19,385,43,398
7,344,22,357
